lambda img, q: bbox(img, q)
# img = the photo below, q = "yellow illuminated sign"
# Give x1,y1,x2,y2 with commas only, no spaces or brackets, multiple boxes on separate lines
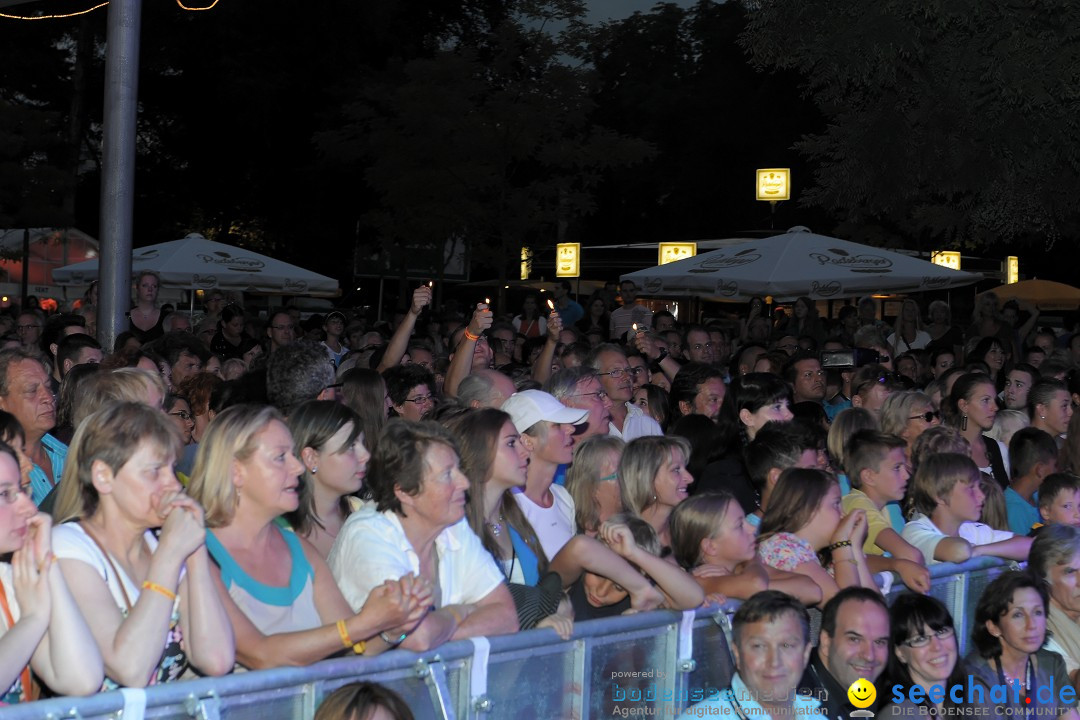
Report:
756,168,790,201
1006,256,1019,284
658,242,697,266
520,246,533,280
556,243,580,278
931,251,961,271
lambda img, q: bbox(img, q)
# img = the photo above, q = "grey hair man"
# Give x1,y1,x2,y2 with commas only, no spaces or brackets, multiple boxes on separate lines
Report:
266,340,337,416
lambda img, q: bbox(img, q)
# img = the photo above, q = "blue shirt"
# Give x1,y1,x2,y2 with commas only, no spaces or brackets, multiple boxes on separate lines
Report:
1004,487,1040,536
30,433,67,506
556,300,584,327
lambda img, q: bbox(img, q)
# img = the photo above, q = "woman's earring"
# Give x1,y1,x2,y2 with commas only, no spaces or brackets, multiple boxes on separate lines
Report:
312,466,318,474
961,414,968,431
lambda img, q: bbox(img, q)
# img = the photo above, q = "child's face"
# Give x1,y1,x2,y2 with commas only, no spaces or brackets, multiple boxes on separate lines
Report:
800,483,843,549
710,502,757,565
863,447,910,503
1042,489,1080,528
582,571,629,607
941,477,984,523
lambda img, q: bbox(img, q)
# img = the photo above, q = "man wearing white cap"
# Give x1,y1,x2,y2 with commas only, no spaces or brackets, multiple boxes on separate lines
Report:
502,389,588,559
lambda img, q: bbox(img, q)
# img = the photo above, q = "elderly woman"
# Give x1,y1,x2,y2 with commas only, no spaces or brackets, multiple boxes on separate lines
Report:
1030,524,1080,687
329,419,518,652
880,391,940,459
51,402,235,687
967,570,1078,720
188,404,430,668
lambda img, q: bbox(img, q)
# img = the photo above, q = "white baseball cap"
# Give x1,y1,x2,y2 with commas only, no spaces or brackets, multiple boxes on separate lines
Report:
501,390,588,433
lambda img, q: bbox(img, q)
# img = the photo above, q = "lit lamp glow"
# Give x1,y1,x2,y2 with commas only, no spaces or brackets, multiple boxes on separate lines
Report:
520,246,532,280
1006,256,1019,284
658,242,697,266
931,251,962,271
756,169,790,202
556,243,580,278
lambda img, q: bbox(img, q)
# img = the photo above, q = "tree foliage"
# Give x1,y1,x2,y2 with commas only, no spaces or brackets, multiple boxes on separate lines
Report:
742,0,1080,250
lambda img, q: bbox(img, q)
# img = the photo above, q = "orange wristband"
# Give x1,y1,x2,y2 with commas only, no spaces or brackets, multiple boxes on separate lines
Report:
141,581,177,602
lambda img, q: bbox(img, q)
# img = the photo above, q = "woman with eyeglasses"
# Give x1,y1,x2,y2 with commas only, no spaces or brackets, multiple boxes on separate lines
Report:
880,391,940,460
565,435,625,537
967,571,1079,720
944,373,1009,488
880,594,965,718
165,394,195,446
383,365,436,422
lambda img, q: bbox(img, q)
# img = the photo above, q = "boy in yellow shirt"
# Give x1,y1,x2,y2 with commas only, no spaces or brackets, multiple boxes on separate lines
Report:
841,430,930,592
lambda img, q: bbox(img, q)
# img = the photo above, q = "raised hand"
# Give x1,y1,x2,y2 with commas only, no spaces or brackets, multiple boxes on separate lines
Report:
410,285,433,316
599,522,639,560
468,303,493,337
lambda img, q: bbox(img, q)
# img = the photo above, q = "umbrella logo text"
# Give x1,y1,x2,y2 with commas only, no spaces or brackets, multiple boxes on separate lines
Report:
717,281,739,297
811,281,842,297
196,253,265,273
809,252,892,273
690,249,762,272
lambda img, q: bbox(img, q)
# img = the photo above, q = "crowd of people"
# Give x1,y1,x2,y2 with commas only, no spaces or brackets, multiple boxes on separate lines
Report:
1,271,1080,719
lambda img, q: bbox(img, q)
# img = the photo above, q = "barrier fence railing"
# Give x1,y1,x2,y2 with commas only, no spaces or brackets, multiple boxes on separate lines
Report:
3,557,1013,720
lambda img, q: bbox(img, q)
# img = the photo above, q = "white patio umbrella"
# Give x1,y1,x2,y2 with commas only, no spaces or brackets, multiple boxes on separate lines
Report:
620,227,980,301
52,233,339,297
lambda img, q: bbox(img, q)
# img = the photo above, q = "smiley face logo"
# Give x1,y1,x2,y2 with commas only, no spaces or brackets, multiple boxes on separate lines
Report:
848,678,876,709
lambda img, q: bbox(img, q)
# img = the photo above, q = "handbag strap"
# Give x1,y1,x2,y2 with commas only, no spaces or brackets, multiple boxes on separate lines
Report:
78,521,134,612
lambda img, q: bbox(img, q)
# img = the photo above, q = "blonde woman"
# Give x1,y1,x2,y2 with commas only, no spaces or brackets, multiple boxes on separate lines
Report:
619,436,693,551
888,298,931,355
565,435,624,536
188,404,431,668
51,402,234,687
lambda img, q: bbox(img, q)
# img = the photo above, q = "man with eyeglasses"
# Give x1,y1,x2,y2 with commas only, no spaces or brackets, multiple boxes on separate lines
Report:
684,325,716,365
784,353,827,406
15,311,43,350
587,344,662,441
545,366,611,446
800,587,890,720
266,310,296,355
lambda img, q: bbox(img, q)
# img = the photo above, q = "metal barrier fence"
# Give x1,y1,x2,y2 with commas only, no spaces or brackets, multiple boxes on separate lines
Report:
3,557,1013,720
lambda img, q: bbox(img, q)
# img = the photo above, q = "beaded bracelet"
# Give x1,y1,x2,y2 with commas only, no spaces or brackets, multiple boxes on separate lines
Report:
141,581,177,602
826,540,852,552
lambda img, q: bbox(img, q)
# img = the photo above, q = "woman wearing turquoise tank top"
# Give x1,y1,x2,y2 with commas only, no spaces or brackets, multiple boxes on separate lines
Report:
188,404,432,669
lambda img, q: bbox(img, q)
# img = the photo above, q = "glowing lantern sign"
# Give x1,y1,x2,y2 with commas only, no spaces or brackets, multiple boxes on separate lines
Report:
658,242,697,266
756,169,791,202
1006,256,1019,284
931,251,961,271
556,243,580,278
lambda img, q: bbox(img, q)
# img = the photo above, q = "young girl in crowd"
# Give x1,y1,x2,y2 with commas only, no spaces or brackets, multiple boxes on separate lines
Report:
757,468,877,604
619,436,694,551
566,514,704,621
564,435,624,537
944,373,1009,487
0,439,102,702
286,401,369,559
669,492,822,605
901,453,1031,565
722,373,795,442
447,409,673,632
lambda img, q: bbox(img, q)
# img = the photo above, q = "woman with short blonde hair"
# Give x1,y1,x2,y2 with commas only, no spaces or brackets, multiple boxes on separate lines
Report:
619,435,693,550
52,402,235,688
187,404,428,669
